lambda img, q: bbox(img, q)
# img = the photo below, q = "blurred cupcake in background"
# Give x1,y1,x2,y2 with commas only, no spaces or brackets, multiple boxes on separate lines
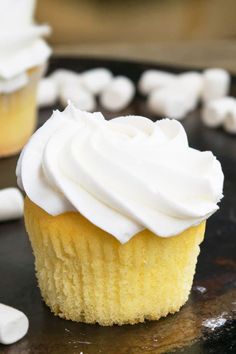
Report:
0,0,51,157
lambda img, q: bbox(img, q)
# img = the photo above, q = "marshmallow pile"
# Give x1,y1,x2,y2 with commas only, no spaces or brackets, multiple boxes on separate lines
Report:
139,70,203,119
202,97,236,133
201,69,236,134
38,66,236,134
37,68,135,112
139,67,236,134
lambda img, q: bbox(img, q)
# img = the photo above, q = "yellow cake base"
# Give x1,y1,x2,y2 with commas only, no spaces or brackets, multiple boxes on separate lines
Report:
0,67,42,157
24,197,205,326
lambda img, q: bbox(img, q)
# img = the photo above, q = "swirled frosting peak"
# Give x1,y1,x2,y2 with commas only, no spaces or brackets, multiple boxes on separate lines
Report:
17,104,224,243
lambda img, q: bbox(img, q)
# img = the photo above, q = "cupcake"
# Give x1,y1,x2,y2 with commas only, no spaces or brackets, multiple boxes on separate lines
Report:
0,0,51,157
17,104,224,325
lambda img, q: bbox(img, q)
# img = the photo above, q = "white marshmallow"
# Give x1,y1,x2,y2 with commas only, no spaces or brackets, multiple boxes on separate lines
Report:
0,304,29,345
0,188,24,222
81,68,113,95
100,76,135,111
223,105,236,134
202,68,230,103
166,72,202,112
138,70,176,95
50,69,81,93
59,83,96,112
202,97,236,128
147,87,190,119
178,72,203,96
37,78,58,107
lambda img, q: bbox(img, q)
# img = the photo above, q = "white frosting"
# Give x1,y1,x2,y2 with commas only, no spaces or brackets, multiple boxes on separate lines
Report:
17,104,224,243
0,0,51,90
0,72,28,94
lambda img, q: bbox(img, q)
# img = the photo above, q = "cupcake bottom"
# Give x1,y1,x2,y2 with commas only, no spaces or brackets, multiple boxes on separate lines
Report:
24,197,205,326
0,66,43,157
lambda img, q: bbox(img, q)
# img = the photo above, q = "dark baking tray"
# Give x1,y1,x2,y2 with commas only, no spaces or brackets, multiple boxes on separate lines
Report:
0,56,236,354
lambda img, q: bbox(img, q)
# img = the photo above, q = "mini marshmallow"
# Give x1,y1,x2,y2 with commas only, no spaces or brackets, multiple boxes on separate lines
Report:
202,68,230,103
50,69,81,93
223,105,236,134
0,303,29,345
202,97,236,128
0,188,24,222
167,72,203,112
37,78,58,107
138,70,176,95
100,76,135,111
177,72,203,97
147,87,189,119
59,83,96,112
81,68,113,95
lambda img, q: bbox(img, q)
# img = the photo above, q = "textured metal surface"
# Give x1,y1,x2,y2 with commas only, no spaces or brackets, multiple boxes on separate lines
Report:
0,57,236,354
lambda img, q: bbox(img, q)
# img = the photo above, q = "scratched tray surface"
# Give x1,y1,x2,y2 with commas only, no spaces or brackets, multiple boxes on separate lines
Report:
0,57,236,354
